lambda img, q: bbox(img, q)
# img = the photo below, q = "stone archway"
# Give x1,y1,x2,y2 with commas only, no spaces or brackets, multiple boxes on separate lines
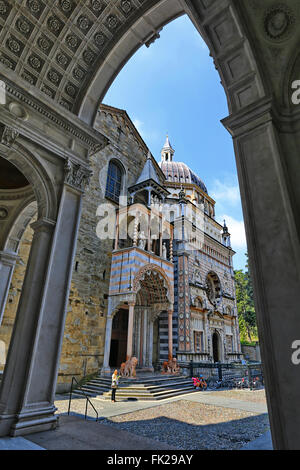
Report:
212,330,221,363
0,0,299,449
109,308,129,368
132,266,174,369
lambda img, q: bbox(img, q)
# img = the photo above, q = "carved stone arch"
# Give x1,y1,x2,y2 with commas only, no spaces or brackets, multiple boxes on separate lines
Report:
77,0,267,125
0,141,57,221
132,263,174,305
3,200,38,253
107,294,136,319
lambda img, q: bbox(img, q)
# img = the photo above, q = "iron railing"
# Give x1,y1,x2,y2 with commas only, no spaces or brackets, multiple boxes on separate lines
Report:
67,376,99,422
188,360,264,385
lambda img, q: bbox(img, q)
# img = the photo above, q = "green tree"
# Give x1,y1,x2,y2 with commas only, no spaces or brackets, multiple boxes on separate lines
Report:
234,255,257,343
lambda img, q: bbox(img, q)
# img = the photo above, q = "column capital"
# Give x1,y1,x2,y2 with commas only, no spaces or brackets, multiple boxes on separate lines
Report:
64,158,92,193
168,306,174,315
30,218,56,234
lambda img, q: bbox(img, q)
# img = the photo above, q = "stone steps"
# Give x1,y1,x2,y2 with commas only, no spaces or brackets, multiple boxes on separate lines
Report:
71,374,197,401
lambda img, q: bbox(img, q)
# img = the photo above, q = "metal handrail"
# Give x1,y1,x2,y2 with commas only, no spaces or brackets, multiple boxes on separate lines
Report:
67,376,99,422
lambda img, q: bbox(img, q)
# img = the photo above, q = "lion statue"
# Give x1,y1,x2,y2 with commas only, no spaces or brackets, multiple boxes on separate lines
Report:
161,357,180,375
120,356,138,378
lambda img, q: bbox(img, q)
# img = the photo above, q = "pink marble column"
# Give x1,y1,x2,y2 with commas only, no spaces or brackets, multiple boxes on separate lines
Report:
168,308,173,361
126,302,135,360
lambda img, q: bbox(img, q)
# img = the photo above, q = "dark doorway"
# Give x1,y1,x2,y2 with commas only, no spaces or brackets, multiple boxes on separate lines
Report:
212,332,219,363
109,308,128,367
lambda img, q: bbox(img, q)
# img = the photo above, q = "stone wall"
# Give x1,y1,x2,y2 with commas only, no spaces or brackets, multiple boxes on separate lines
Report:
241,343,261,362
0,105,148,393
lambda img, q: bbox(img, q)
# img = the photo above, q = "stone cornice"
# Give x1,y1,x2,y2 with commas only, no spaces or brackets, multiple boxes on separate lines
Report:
0,72,109,154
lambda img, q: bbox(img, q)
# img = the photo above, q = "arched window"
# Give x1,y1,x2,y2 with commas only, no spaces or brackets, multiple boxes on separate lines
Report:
105,160,123,203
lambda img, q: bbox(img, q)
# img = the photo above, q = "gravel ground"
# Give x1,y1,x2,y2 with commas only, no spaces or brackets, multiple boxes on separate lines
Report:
208,388,267,404
100,400,270,450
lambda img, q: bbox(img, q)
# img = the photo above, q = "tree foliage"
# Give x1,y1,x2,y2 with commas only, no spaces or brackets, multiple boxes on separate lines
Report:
234,255,258,343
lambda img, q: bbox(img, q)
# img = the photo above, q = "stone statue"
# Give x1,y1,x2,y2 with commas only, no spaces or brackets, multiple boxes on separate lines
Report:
120,356,138,378
161,357,180,375
138,231,146,250
162,243,167,260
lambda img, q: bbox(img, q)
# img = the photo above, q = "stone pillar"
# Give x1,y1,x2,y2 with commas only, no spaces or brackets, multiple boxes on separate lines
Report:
223,97,300,449
101,315,113,375
114,212,119,250
126,302,135,360
0,182,83,437
142,309,148,366
148,317,154,367
0,252,18,326
168,308,173,361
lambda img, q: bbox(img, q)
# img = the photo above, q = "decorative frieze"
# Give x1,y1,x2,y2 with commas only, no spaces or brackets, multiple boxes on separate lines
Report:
1,76,108,153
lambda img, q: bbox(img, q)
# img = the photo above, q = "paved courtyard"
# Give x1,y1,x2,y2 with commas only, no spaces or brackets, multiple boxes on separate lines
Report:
0,388,272,450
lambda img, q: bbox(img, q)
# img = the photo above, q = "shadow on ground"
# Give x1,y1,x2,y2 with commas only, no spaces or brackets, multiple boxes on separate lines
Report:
99,413,270,450
25,411,270,450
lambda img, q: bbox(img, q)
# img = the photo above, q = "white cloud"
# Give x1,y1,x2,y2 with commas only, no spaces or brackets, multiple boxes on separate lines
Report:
211,179,240,207
132,118,144,135
219,214,247,250
132,117,160,145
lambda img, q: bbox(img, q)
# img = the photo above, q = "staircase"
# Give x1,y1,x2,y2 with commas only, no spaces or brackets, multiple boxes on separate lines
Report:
71,374,197,401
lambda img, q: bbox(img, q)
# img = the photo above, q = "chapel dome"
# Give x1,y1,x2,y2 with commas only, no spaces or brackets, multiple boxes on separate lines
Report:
159,135,208,195
159,160,208,195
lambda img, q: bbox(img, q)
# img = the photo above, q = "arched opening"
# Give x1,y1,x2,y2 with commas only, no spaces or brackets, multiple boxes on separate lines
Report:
0,0,299,449
0,155,39,377
212,331,220,363
105,159,124,204
109,308,128,368
132,266,173,369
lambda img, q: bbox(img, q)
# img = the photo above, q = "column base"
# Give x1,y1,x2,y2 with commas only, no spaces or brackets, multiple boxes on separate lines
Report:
100,366,112,376
0,405,58,437
137,366,154,374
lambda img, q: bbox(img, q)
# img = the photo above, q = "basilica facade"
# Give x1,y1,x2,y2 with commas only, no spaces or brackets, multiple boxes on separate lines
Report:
0,103,241,391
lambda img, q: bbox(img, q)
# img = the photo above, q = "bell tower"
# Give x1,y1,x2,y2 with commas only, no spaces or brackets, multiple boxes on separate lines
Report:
161,135,175,162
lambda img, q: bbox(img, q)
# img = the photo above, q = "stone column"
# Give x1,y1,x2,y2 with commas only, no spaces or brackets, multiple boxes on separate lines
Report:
148,317,154,367
0,251,18,326
168,308,173,361
142,309,148,367
223,97,300,449
101,315,113,375
0,181,84,437
126,302,135,360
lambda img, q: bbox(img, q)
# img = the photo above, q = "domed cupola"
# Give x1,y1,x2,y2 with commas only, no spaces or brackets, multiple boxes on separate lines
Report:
159,136,208,195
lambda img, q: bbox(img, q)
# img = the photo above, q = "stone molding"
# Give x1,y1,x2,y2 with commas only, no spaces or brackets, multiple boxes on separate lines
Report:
30,217,56,234
0,73,108,154
0,250,19,267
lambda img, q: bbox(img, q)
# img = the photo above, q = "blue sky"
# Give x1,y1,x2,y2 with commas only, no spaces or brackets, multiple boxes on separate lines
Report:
104,14,247,271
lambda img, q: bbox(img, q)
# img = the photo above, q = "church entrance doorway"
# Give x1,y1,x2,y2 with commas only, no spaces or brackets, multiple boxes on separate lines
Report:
212,331,220,363
109,308,128,368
